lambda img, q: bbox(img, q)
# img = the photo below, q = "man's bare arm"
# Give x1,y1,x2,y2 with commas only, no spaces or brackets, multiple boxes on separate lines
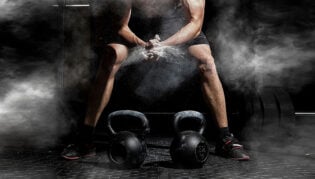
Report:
118,8,147,47
160,0,205,46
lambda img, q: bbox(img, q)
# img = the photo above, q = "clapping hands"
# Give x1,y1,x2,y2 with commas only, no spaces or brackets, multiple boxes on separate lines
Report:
142,34,162,61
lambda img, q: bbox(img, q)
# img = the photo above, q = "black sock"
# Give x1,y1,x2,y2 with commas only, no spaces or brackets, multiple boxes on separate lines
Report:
219,127,231,139
78,124,95,144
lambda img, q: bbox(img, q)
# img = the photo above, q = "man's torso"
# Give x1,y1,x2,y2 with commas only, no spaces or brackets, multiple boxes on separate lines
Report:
130,0,188,41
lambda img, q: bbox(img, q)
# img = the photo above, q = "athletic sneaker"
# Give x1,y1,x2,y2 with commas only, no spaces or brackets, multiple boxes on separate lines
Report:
61,143,96,160
215,134,250,161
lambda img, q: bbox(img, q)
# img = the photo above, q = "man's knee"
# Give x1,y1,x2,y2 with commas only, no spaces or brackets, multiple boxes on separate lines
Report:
198,55,217,75
100,44,128,70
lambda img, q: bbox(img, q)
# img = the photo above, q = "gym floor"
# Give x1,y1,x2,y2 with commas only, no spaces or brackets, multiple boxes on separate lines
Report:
0,122,314,179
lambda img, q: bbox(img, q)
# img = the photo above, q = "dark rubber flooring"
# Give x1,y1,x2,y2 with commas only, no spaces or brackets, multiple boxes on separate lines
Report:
0,139,314,179
0,121,314,179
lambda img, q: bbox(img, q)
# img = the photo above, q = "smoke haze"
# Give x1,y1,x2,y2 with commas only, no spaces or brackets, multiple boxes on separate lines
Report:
207,0,315,92
116,45,197,104
0,0,67,148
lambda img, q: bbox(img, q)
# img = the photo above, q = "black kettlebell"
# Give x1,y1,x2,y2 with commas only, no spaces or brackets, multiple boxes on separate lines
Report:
170,110,210,168
106,110,150,168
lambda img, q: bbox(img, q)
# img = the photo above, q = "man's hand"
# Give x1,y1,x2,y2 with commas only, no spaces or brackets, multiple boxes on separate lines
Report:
146,34,161,50
144,48,160,61
143,35,162,61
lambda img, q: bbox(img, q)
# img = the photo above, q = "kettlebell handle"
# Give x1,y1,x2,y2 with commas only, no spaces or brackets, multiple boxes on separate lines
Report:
107,110,150,135
174,110,206,135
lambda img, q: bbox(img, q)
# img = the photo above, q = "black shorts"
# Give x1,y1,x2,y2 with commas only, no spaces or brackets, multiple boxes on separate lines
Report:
106,32,210,49
185,32,210,47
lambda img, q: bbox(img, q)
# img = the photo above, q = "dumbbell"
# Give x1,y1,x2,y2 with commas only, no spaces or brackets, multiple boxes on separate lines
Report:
170,110,210,168
106,110,150,168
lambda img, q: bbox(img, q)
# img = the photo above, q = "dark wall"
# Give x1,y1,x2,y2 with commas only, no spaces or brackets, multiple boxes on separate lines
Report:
1,0,315,120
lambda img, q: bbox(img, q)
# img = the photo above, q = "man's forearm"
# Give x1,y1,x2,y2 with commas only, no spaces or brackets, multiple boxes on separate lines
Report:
160,21,202,46
118,26,146,46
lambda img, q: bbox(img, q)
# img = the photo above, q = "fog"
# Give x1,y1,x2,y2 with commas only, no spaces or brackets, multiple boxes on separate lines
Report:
207,0,315,92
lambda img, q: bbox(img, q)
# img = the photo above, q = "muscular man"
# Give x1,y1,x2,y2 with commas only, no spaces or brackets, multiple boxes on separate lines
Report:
62,0,250,161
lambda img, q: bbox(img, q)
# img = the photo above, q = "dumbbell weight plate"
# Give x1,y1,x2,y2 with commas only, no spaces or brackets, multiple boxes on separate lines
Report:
241,87,296,140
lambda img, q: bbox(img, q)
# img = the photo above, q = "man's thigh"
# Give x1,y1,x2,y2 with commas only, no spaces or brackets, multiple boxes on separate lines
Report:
188,44,213,64
107,43,129,64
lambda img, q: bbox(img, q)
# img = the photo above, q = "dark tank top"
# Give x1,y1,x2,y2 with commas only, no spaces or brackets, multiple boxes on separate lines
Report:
129,0,187,41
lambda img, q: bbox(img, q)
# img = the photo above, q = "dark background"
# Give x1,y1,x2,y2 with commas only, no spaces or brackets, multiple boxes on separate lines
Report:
0,0,315,145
